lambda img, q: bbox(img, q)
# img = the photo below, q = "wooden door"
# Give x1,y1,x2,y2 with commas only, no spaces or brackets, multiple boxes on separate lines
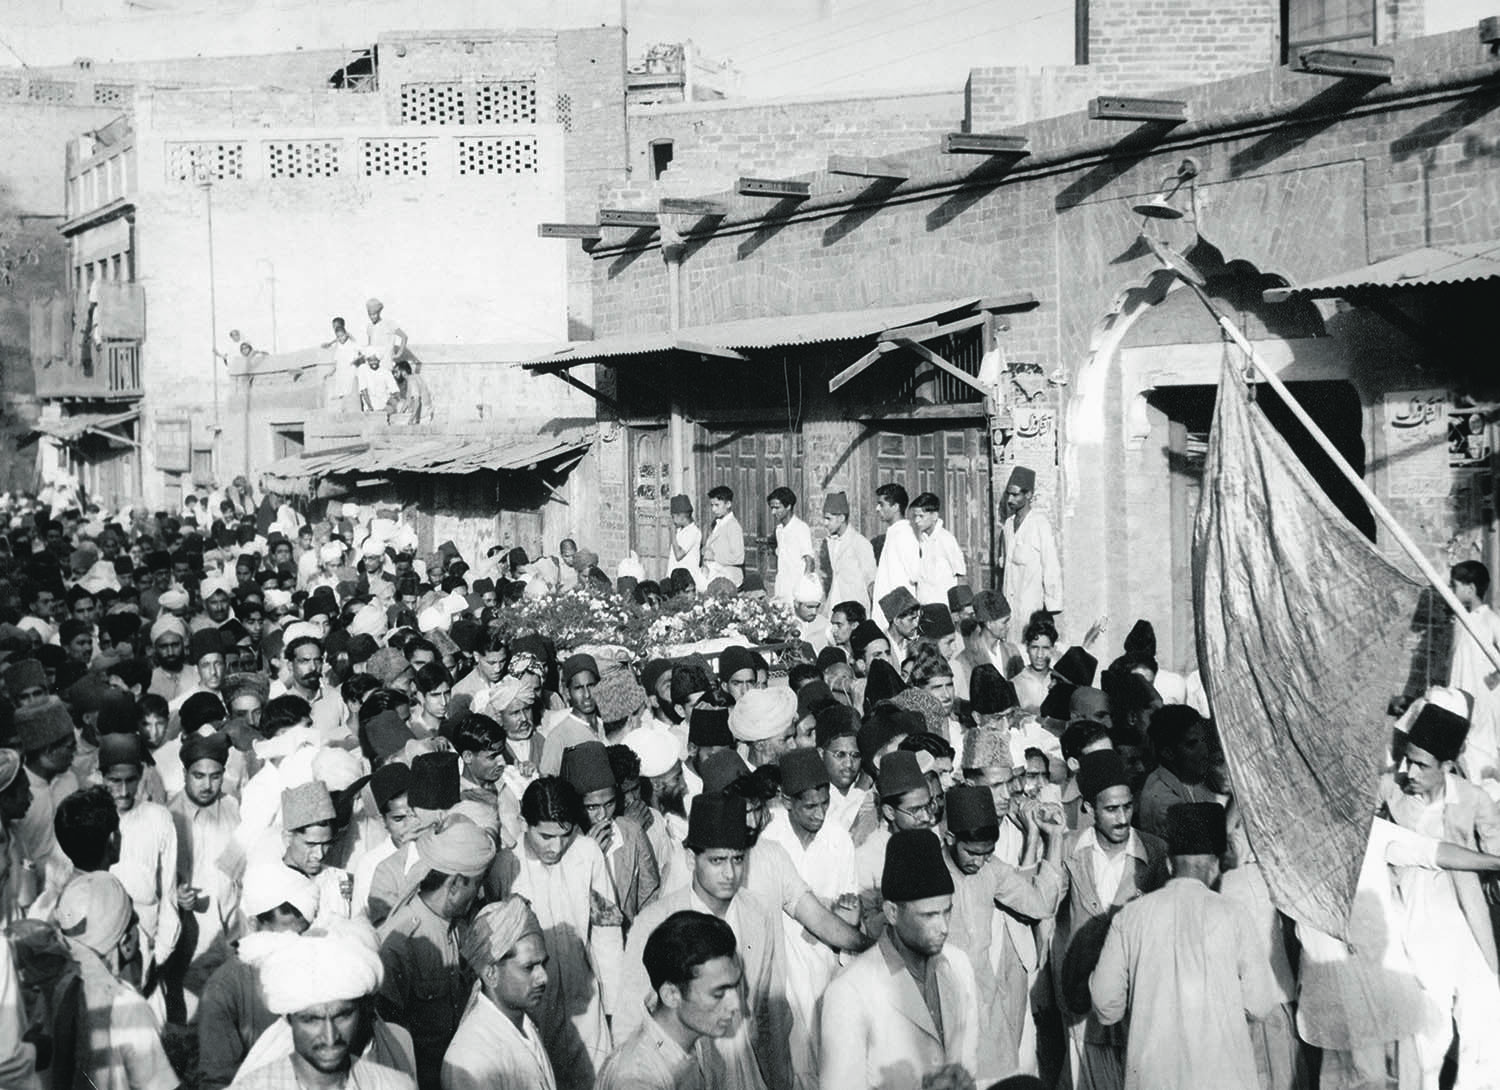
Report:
629,427,672,580
866,424,995,590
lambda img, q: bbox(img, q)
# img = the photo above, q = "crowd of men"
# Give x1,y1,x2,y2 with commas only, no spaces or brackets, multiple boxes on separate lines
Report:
0,464,1493,1090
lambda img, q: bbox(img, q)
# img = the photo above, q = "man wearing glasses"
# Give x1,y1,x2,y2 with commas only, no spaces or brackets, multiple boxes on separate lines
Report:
853,750,940,939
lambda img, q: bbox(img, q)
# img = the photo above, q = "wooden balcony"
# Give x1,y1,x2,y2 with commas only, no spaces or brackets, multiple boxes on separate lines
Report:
34,341,143,400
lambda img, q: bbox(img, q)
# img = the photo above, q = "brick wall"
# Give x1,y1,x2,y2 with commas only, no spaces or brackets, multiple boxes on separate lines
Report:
583,27,1500,671
610,90,964,205
1086,0,1278,94
965,67,1100,132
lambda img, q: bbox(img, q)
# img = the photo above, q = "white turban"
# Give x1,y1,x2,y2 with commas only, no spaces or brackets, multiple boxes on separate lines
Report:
313,746,367,793
318,542,345,565
617,551,646,582
392,525,419,554
348,602,387,638
442,591,468,616
200,575,234,600
241,863,320,921
341,502,362,521
360,537,385,559
258,918,385,1014
158,588,190,612
417,606,447,634
80,560,121,595
283,621,321,646
793,574,825,604
479,677,525,719
150,614,188,643
625,727,682,778
263,588,293,612
728,686,799,743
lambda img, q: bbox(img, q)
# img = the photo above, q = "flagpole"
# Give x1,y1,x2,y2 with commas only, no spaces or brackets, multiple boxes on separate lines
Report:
1168,270,1500,676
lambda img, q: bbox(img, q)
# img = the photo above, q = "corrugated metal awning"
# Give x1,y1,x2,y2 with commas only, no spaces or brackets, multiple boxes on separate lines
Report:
1264,240,1500,302
259,432,592,496
28,408,140,445
524,297,981,370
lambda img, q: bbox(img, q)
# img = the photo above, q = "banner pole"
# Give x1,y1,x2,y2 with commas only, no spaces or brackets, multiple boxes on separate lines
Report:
1178,277,1500,675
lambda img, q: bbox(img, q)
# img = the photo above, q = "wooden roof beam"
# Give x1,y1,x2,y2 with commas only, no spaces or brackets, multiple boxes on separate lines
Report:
1088,96,1188,124
736,177,811,200
659,197,728,217
1293,48,1394,81
538,223,603,242
599,208,660,228
941,133,1030,156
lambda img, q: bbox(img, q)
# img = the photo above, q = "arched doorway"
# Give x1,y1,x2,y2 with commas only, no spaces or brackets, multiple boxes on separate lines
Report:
1073,249,1373,672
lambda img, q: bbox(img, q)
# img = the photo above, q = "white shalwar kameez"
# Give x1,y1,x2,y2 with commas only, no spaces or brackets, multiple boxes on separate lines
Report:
760,808,858,1090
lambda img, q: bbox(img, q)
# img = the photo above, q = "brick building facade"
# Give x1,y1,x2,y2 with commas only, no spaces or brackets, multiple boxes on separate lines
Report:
561,21,1500,687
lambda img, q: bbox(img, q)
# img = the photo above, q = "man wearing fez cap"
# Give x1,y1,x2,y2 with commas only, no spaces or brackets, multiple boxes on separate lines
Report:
562,740,659,922
1091,802,1273,1090
1000,463,1061,631
940,783,1068,1082
716,645,758,705
855,749,938,938
377,818,497,1090
667,494,703,591
98,730,182,973
822,827,979,1090
280,780,354,927
878,586,923,666
1054,748,1169,1089
948,583,976,620
683,705,734,804
823,490,877,617
620,792,795,1090
445,895,557,1090
758,745,860,1086
168,727,241,973
1377,699,1500,1087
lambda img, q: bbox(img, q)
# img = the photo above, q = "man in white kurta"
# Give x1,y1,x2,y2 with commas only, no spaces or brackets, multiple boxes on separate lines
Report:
101,733,181,970
1447,560,1500,786
443,896,558,1090
1090,803,1273,1090
759,749,859,1090
1378,703,1500,1090
872,486,920,628
822,491,876,615
166,732,241,969
1000,466,1061,628
668,495,703,582
769,489,816,604
913,500,966,607
488,810,624,1090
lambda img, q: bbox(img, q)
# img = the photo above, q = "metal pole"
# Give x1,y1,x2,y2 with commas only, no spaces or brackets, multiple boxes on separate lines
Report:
200,175,219,429
1184,278,1500,675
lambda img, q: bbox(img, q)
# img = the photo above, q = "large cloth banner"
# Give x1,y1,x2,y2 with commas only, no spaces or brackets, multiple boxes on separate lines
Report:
1193,370,1425,938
